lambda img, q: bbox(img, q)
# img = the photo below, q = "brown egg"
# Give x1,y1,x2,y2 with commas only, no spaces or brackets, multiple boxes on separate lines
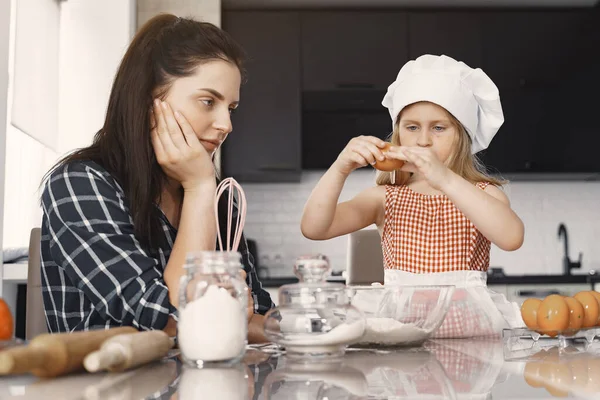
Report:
373,143,405,172
521,298,542,330
537,295,570,337
564,297,584,333
588,291,600,326
573,292,600,328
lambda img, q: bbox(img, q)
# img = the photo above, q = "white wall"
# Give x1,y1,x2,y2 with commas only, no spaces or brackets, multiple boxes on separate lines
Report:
1,0,135,324
2,0,60,252
0,0,12,296
10,0,59,151
58,0,135,155
2,125,59,249
242,171,600,277
138,0,221,27
2,0,135,251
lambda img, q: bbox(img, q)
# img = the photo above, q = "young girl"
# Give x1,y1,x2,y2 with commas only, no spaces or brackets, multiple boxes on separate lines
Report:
301,54,525,338
40,14,273,341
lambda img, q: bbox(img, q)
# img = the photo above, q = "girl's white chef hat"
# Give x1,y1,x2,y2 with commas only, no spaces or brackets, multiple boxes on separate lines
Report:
382,54,504,153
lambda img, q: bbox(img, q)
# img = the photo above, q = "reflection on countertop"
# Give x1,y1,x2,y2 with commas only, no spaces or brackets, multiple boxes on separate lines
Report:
1,339,600,399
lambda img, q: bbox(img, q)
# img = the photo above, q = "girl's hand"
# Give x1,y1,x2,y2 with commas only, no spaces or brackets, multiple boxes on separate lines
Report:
385,146,454,191
151,99,215,191
332,135,388,176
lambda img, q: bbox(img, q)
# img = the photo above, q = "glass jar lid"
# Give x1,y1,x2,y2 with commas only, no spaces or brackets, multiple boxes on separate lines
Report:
278,254,348,307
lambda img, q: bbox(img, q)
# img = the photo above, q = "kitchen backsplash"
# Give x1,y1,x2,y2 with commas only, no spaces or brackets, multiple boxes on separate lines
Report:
242,170,600,278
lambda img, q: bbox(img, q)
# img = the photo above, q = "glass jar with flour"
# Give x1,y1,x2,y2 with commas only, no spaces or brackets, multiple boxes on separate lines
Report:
178,251,248,367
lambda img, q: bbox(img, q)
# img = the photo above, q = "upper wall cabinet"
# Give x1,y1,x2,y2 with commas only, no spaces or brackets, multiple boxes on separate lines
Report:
300,12,409,91
408,12,483,68
221,12,302,182
481,11,587,90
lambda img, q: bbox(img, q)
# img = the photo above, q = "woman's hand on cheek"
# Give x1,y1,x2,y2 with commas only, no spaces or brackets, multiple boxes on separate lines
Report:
151,99,215,191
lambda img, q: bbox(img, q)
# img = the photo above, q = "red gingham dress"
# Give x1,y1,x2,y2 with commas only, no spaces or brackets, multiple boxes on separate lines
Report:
382,182,491,273
382,182,503,338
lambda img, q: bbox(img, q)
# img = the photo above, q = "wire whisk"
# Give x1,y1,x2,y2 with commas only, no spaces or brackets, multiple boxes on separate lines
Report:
215,177,247,252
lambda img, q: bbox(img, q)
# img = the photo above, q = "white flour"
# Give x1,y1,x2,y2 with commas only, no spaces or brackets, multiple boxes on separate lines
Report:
357,318,430,346
278,320,366,354
178,285,246,362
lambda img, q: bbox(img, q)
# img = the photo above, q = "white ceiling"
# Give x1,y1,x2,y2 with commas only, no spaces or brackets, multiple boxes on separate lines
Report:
223,0,599,9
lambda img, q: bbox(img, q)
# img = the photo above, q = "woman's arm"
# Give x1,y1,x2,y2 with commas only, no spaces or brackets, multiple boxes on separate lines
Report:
42,162,178,331
152,100,219,307
163,183,216,307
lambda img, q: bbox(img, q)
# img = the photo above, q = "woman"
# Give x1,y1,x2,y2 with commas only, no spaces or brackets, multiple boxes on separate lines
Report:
40,14,273,342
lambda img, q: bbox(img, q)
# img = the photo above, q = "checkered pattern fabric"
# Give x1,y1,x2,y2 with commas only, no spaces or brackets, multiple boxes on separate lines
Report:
382,182,491,273
430,290,499,339
40,160,274,333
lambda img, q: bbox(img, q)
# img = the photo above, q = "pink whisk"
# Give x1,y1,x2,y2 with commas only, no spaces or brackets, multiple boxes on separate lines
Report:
215,177,247,252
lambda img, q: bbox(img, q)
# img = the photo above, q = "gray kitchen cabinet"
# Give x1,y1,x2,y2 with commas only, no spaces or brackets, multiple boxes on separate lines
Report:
221,12,302,182
478,10,598,175
481,11,586,91
407,12,483,69
300,11,409,91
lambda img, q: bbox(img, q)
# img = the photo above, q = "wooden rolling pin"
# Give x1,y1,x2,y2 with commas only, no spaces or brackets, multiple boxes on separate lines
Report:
83,330,174,373
0,326,136,377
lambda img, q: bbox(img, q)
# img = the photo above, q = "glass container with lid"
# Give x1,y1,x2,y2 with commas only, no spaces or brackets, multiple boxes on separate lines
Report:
263,255,365,361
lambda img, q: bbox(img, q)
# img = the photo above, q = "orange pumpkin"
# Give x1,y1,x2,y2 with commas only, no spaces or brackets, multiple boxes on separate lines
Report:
0,298,14,340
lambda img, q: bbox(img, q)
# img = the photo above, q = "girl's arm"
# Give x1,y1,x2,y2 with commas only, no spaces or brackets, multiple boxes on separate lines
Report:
302,135,388,240
442,174,524,251
385,145,524,251
301,171,384,240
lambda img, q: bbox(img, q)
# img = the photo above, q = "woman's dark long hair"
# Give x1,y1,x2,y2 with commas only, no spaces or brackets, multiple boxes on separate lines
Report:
43,14,246,252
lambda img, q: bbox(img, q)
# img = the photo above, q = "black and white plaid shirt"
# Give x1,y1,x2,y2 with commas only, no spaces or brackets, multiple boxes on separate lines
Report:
40,160,274,332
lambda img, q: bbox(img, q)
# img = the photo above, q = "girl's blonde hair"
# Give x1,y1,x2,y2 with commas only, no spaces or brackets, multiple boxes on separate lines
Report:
375,105,506,187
